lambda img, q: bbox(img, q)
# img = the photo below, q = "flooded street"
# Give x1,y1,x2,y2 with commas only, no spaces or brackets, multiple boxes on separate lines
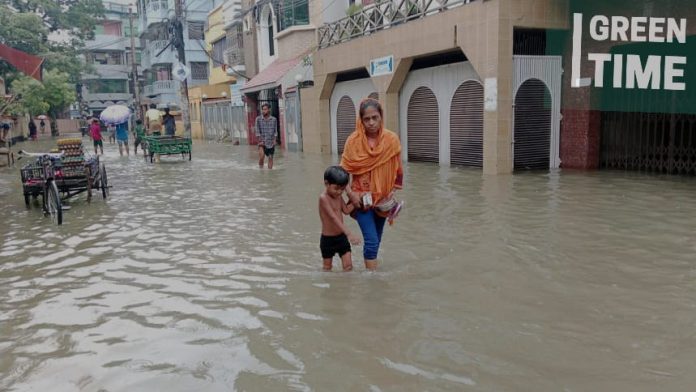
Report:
1,140,696,391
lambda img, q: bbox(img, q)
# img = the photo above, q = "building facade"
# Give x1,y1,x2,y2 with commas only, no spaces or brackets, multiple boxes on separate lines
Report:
301,0,695,175
137,0,214,111
81,1,143,118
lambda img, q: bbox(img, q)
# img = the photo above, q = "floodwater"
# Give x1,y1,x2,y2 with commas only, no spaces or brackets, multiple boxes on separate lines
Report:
1,139,696,392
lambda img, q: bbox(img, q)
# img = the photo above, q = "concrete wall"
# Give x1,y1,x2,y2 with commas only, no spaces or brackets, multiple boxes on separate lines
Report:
304,0,569,174
277,27,316,62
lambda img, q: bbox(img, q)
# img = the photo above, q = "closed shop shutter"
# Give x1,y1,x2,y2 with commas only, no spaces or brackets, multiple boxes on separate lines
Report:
407,86,439,163
337,95,356,155
450,81,483,167
514,79,551,170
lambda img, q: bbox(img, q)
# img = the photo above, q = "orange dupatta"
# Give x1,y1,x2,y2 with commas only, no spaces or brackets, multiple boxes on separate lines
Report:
340,116,403,205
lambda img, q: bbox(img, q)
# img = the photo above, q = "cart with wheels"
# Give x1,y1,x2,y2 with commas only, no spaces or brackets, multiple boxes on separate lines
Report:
19,138,109,225
143,135,192,163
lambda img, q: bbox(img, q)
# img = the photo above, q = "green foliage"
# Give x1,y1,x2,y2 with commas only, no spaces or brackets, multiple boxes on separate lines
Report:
0,4,93,84
3,0,105,40
10,77,50,116
10,70,75,117
42,70,76,117
0,8,49,54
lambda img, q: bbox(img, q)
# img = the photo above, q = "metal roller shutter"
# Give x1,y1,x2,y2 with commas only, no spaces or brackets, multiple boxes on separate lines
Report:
514,79,551,170
337,95,356,155
450,81,483,167
407,86,439,163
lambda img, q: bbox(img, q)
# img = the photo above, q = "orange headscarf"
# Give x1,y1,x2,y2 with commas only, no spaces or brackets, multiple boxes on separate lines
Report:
340,101,403,205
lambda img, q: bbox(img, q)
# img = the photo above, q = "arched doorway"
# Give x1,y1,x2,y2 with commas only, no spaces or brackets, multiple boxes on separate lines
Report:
407,86,439,163
336,96,355,155
514,78,552,170
450,80,483,167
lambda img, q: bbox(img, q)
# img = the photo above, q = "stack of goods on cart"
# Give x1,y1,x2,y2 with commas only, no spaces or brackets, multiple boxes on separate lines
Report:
57,138,86,178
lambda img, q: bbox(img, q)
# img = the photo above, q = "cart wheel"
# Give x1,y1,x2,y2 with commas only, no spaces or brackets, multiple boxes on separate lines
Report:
45,181,63,225
101,163,109,199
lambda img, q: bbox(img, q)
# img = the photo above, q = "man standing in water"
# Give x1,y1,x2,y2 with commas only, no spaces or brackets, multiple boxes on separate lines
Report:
145,104,162,135
255,103,278,169
162,108,176,136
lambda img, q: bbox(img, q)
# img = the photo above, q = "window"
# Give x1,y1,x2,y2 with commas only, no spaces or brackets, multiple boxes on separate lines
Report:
190,62,209,80
212,37,227,67
124,21,139,37
109,52,123,65
85,79,128,94
276,0,309,32
103,20,122,36
188,21,205,40
268,13,274,56
125,51,142,66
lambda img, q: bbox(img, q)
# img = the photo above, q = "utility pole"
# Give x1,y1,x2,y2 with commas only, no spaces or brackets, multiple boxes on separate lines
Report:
128,7,141,120
173,0,191,138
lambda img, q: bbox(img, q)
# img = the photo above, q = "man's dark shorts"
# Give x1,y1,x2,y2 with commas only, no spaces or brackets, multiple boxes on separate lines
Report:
320,234,351,259
134,137,142,147
261,145,275,157
93,140,103,148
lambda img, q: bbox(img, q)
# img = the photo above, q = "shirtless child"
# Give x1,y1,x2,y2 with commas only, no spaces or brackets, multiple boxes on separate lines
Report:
319,166,361,271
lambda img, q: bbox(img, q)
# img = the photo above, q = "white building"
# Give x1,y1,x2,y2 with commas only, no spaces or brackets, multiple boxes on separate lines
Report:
137,0,215,109
81,1,143,117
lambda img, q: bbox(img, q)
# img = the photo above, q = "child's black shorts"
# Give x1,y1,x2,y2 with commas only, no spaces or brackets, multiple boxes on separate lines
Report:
320,234,351,259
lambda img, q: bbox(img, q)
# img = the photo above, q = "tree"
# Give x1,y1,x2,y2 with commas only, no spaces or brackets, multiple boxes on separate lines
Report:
0,8,48,54
42,70,76,118
0,0,103,84
10,77,49,116
2,0,104,41
11,69,75,132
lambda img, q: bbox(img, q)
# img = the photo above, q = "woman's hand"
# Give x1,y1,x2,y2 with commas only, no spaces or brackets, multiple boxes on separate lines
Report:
348,191,363,210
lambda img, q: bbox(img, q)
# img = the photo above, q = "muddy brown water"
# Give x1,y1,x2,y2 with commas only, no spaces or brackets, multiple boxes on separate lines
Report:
1,139,696,391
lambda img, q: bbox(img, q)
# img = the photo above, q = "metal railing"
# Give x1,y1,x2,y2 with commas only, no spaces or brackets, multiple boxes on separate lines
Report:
202,102,246,142
147,0,169,13
318,0,476,48
144,80,180,96
103,1,130,13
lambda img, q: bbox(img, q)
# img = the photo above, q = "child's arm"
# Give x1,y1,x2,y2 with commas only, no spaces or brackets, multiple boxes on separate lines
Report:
320,196,361,245
341,197,355,215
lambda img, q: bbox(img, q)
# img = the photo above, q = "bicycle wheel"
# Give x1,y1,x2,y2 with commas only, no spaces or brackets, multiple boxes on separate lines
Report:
45,181,63,225
101,163,109,199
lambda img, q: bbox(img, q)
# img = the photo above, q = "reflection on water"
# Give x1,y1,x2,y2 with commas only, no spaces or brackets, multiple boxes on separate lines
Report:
1,140,696,391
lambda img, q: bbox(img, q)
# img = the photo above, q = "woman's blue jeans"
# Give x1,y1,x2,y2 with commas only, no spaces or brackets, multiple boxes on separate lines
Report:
355,209,386,260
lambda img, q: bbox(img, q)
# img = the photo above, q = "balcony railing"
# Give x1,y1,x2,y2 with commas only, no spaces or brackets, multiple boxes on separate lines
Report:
144,80,181,97
146,40,175,64
144,0,171,29
318,0,476,48
225,46,244,68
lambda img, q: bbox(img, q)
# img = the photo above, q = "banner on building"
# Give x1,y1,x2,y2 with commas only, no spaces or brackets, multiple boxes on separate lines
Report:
563,0,695,114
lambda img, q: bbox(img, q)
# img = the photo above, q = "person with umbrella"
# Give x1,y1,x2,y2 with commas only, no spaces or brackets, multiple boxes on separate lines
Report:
100,104,131,152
